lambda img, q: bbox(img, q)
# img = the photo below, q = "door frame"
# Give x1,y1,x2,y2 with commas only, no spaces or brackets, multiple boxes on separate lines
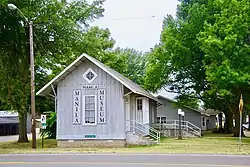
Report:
142,97,149,124
135,97,144,124
201,116,207,130
125,95,131,131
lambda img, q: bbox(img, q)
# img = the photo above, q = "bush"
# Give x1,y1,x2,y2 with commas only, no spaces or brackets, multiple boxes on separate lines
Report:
40,111,56,139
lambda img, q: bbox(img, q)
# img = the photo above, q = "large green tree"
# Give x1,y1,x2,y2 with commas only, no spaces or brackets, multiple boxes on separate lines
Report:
144,1,213,107
198,0,250,136
0,0,107,142
144,0,250,136
113,48,147,86
94,47,147,86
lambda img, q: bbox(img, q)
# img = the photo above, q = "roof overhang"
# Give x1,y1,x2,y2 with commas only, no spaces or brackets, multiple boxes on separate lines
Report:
201,112,210,117
36,54,86,96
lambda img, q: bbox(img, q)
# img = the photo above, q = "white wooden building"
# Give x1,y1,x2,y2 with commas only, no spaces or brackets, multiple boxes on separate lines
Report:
36,53,162,147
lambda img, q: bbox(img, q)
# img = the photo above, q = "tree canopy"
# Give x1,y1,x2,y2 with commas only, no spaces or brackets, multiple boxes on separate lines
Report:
0,0,148,142
0,0,109,142
144,0,250,136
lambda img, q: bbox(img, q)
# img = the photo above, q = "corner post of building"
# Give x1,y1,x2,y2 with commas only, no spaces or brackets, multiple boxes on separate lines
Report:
51,84,57,113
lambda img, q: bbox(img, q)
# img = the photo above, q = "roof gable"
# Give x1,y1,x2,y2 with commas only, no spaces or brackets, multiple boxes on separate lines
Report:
36,53,161,104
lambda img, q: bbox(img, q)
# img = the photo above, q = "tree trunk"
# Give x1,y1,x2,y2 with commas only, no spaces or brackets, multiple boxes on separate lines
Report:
232,106,245,137
224,108,233,133
218,113,223,129
18,111,29,142
248,115,250,131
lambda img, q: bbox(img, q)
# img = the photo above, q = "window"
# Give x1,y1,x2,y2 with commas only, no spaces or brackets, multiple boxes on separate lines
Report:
202,116,205,126
157,117,167,124
83,95,97,125
137,99,143,110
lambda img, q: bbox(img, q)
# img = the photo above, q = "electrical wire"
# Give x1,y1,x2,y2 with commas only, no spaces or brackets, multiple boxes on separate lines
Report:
97,15,167,21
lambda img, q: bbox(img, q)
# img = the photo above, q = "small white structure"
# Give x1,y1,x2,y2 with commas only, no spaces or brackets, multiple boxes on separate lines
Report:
36,53,162,147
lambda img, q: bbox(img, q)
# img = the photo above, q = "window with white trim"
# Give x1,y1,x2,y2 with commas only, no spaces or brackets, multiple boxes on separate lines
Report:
157,116,167,124
202,116,205,126
137,99,143,111
83,95,97,125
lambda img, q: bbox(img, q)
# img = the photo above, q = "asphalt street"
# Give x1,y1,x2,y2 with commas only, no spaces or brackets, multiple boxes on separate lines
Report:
0,153,250,167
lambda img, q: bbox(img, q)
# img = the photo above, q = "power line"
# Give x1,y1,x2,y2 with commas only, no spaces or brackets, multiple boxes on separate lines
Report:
98,15,167,21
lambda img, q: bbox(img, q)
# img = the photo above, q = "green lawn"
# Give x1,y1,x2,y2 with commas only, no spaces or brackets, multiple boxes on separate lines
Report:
0,132,250,155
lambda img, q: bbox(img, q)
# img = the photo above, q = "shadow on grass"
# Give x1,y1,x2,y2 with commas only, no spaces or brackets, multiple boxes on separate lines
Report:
0,138,57,149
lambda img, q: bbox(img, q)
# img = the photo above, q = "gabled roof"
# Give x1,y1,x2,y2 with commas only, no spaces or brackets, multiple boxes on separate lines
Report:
36,53,162,104
157,95,210,116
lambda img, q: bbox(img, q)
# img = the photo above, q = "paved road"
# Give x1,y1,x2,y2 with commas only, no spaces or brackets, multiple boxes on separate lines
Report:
0,153,250,167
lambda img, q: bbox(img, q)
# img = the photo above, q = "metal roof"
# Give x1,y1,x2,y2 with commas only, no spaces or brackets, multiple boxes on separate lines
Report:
36,53,162,104
0,111,18,117
202,109,221,116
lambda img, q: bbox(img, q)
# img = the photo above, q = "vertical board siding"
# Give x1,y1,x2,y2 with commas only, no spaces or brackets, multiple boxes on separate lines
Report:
130,95,136,121
57,60,125,140
149,100,157,123
157,97,202,128
206,115,216,130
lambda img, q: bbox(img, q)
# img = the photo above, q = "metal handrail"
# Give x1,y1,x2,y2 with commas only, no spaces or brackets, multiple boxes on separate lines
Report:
129,124,159,140
150,119,202,137
126,120,160,143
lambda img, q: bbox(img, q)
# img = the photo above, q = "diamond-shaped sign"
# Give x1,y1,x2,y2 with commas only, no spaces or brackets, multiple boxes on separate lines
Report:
83,68,97,83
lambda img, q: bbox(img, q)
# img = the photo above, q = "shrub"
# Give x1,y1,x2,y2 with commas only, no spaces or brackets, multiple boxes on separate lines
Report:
40,111,56,139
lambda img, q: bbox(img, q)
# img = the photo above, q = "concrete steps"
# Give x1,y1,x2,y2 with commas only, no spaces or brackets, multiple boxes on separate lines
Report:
125,132,158,146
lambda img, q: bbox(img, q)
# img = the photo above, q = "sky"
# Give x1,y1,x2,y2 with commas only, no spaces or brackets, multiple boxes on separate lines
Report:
89,0,180,99
89,0,179,52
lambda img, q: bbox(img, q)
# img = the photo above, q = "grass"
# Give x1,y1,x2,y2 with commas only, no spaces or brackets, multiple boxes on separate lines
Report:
0,138,57,154
1,132,250,155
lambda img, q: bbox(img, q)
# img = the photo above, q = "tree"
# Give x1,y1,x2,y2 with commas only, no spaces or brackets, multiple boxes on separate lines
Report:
144,0,250,136
114,48,147,86
0,0,106,142
175,94,200,109
144,1,213,108
94,47,147,86
197,0,250,136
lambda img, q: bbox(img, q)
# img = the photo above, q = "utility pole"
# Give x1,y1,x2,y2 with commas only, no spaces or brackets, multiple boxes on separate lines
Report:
8,3,36,149
29,21,36,149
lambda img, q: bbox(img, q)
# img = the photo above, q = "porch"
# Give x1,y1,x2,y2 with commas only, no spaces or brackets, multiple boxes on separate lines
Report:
124,95,161,144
